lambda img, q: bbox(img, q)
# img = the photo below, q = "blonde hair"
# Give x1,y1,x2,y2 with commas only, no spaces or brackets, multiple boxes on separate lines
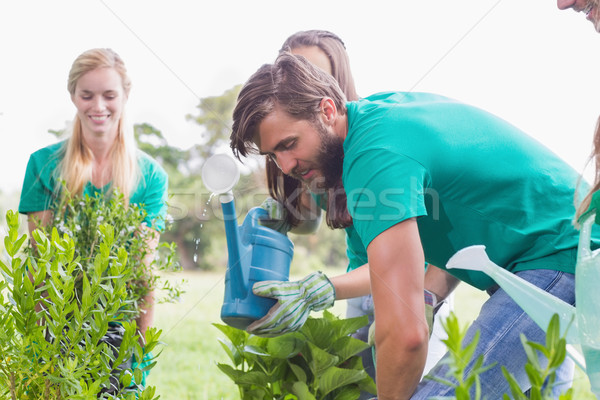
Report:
61,48,139,200
575,115,600,222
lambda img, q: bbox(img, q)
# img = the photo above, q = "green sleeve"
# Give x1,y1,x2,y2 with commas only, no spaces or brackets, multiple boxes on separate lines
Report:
345,149,428,249
132,153,169,232
19,143,62,214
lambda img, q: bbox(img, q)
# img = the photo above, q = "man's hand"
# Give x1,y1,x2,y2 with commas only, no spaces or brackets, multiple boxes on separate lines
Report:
423,289,438,336
368,289,439,347
247,271,335,336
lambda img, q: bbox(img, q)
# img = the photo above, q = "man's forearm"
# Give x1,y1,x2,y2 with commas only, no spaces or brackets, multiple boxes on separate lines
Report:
372,278,429,399
329,264,371,299
368,218,430,399
376,332,428,400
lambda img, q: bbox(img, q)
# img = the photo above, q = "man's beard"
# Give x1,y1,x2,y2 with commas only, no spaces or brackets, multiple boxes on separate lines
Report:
306,121,344,193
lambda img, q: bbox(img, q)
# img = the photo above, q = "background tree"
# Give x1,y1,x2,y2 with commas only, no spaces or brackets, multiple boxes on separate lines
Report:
185,85,241,161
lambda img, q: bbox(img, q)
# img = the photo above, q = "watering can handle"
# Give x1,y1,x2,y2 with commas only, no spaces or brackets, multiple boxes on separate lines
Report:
239,207,270,246
578,211,596,259
246,207,269,228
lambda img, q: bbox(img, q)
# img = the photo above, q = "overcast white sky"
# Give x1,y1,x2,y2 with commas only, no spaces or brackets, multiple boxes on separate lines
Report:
1,1,599,209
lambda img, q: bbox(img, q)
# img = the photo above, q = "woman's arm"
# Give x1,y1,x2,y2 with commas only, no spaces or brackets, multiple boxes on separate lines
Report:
424,264,460,302
27,210,53,237
136,225,160,344
26,210,53,321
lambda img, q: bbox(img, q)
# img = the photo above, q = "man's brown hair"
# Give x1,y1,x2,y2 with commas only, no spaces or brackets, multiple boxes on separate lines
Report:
230,52,347,159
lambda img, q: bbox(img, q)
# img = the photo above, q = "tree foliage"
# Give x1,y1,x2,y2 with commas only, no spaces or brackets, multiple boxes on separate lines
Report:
185,84,241,160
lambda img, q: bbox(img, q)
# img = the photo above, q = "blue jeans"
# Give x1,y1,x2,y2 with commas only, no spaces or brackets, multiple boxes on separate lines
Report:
411,269,575,399
347,295,377,400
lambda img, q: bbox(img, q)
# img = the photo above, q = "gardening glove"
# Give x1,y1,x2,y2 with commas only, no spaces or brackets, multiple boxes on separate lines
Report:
258,197,291,234
247,271,336,336
367,289,438,347
424,289,438,336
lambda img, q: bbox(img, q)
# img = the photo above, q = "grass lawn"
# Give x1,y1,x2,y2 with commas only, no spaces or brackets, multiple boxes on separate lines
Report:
150,269,595,399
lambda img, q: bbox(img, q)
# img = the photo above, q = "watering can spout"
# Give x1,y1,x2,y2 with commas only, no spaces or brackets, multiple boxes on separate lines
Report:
201,154,248,296
447,246,580,352
445,245,491,272
221,194,247,295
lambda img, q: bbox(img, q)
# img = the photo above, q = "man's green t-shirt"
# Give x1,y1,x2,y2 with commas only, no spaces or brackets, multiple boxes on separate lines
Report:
19,141,169,231
343,91,596,290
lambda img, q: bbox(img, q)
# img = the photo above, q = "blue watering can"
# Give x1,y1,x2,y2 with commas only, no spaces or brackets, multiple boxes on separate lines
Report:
202,154,294,330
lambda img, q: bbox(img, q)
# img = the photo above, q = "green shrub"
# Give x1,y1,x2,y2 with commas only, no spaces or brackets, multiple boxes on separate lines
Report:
214,310,376,400
427,312,575,400
426,312,495,400
0,209,160,398
48,190,184,311
502,314,573,400
0,190,183,399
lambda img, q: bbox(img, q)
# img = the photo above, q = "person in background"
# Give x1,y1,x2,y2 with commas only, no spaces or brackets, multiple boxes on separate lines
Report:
556,0,600,223
18,48,168,394
576,116,600,221
230,53,590,399
557,0,600,31
256,31,452,390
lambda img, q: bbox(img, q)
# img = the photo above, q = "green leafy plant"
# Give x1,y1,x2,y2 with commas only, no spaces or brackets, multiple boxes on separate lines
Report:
502,314,573,400
427,312,575,400
48,190,184,314
214,310,377,400
0,209,161,399
426,312,495,400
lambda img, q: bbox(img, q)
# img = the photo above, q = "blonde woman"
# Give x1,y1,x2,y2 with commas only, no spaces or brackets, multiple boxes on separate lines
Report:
18,48,168,392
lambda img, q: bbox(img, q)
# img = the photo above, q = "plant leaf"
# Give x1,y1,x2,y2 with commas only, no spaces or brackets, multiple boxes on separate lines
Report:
306,341,339,376
332,385,361,400
213,323,247,346
329,314,369,338
291,381,316,400
266,332,305,359
330,336,370,363
301,318,334,349
316,366,366,397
